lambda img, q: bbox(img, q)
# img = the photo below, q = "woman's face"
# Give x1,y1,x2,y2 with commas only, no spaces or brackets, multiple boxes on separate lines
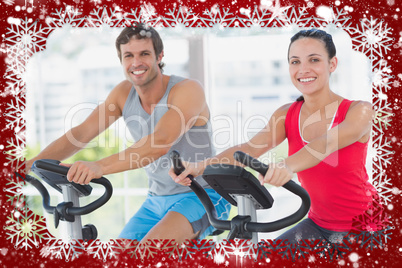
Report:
288,37,337,97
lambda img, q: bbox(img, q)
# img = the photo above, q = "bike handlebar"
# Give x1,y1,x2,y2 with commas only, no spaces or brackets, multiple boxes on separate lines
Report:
233,151,311,232
170,150,311,233
170,150,231,231
24,160,113,216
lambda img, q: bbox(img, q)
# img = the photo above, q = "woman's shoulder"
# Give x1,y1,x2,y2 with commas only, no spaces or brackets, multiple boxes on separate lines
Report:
347,100,373,113
270,102,301,122
345,100,374,119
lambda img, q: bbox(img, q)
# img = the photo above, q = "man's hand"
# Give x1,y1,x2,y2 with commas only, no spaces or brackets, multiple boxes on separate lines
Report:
60,161,103,185
168,161,203,187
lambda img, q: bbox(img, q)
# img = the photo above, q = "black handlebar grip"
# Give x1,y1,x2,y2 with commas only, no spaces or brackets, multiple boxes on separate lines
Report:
29,160,113,216
170,150,186,175
170,150,194,180
169,150,230,231
68,177,113,216
233,151,311,232
20,173,55,214
233,151,269,175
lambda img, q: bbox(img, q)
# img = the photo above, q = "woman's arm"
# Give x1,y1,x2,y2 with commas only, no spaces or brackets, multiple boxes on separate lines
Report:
170,103,291,186
262,101,374,186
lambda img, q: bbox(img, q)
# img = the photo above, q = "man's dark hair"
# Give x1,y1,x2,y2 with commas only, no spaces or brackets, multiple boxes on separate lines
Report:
115,23,165,71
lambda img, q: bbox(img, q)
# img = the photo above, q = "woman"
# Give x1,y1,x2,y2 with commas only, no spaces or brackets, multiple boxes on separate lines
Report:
169,29,377,244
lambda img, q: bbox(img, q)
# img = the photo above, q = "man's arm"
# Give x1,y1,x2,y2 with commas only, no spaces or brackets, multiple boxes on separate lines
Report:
26,80,129,172
66,79,209,184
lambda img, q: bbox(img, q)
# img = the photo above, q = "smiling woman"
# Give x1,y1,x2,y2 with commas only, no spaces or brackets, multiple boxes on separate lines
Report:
288,29,338,102
170,28,378,244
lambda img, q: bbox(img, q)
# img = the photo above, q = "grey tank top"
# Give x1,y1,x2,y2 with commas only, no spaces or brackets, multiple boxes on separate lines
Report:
122,75,215,196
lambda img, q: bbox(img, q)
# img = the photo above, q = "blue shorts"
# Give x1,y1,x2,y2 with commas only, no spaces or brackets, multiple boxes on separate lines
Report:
118,189,231,240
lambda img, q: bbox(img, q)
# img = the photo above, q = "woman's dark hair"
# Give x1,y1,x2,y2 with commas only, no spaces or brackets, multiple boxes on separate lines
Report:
288,29,336,60
115,23,165,71
289,29,337,102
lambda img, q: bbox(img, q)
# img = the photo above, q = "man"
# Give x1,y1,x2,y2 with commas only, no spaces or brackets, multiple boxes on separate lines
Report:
26,23,230,244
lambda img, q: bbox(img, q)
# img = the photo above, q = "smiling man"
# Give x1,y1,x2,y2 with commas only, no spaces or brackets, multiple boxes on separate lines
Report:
26,23,230,246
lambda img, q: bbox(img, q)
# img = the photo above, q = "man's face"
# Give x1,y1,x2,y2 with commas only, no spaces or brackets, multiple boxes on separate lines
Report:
120,37,162,87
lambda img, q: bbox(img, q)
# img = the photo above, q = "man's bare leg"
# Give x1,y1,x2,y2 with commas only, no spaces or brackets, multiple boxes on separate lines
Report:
137,211,200,258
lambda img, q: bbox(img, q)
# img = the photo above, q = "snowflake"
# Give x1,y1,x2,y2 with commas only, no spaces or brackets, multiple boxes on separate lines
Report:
200,6,237,27
5,134,26,171
276,239,316,261
349,17,393,63
199,240,237,261
91,0,102,5
86,240,120,261
40,7,48,17
372,173,393,205
228,239,258,262
353,196,390,232
371,61,393,92
163,240,198,261
140,2,158,23
5,172,28,209
5,17,50,65
135,239,166,259
348,228,393,251
371,134,392,173
196,239,258,264
255,239,276,259
162,6,199,27
240,6,275,27
237,4,310,28
5,207,53,250
313,8,352,28
308,254,316,263
315,238,353,261
87,7,126,27
5,96,26,130
110,238,140,257
4,94,26,173
3,65,25,98
278,5,311,27
373,100,393,131
350,196,392,250
46,7,86,27
45,239,86,261
187,239,217,259
3,0,15,6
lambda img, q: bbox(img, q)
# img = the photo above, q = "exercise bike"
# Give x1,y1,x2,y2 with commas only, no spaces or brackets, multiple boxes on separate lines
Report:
23,159,113,240
170,150,311,243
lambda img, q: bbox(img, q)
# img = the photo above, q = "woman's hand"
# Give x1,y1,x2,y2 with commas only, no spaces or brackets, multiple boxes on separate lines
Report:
169,161,204,187
60,161,103,185
258,161,293,187
25,159,34,174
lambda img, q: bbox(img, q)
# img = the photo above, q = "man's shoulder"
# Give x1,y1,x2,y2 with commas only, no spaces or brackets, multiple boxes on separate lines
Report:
107,80,133,112
170,76,202,91
111,80,132,98
167,76,205,104
115,79,133,91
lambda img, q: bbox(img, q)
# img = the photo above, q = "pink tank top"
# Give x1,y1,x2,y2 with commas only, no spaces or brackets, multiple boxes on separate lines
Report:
285,99,377,231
